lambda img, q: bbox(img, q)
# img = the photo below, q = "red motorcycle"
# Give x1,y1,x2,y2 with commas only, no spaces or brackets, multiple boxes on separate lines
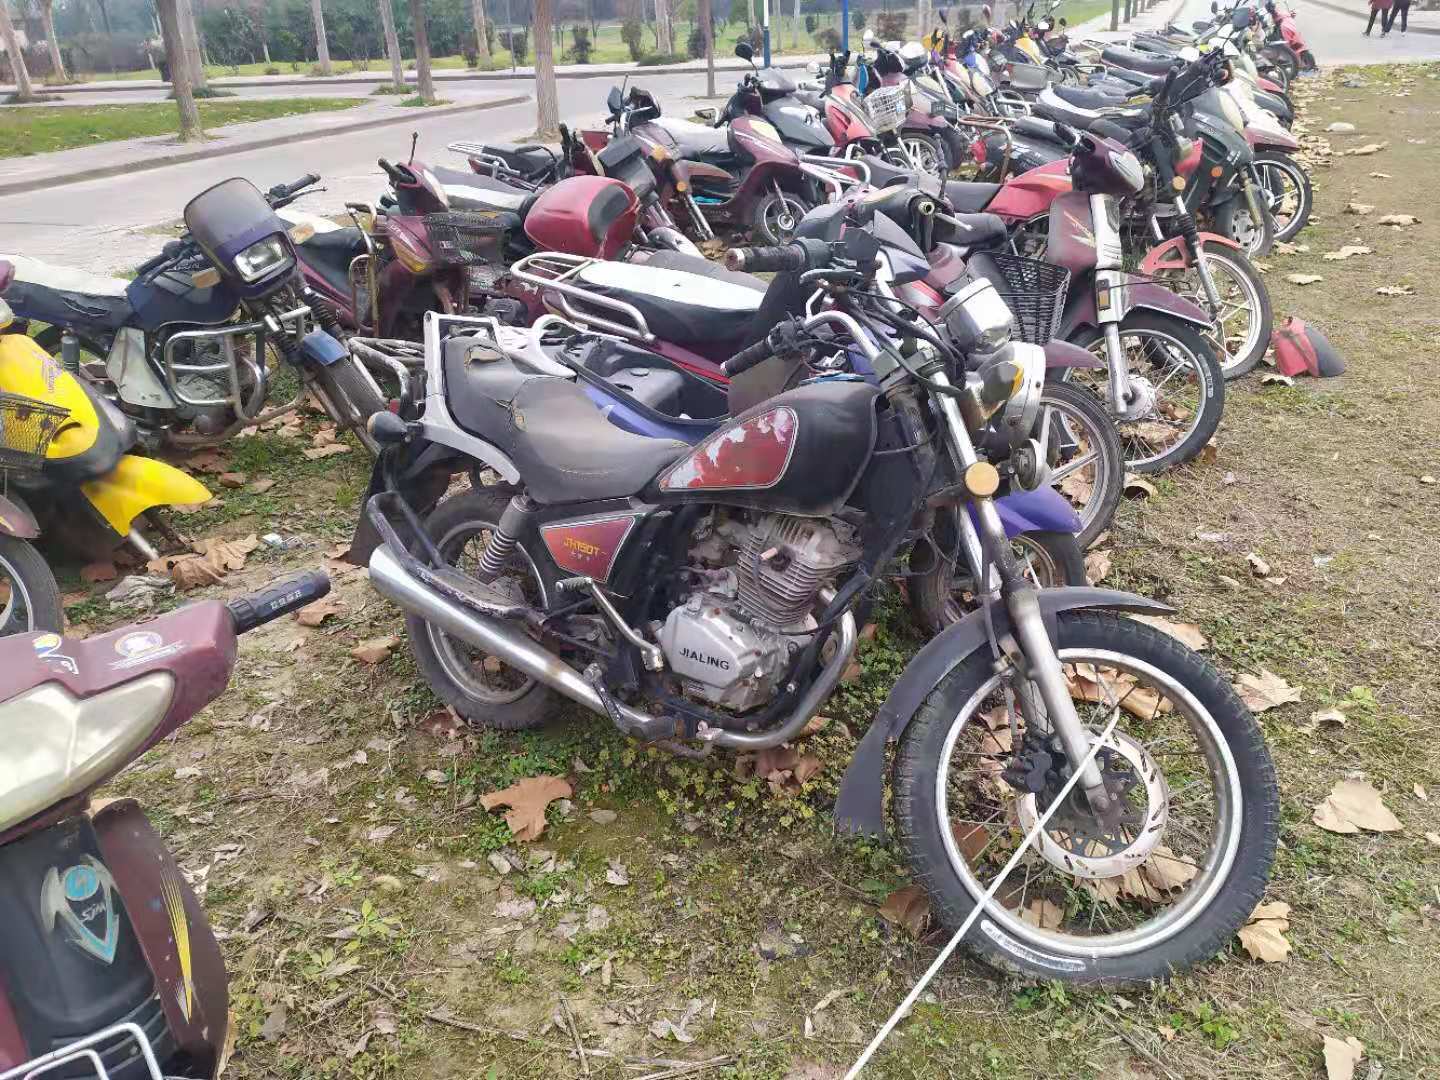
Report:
0,570,330,1078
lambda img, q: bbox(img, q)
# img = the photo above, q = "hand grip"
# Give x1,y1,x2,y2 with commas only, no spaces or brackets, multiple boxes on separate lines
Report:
723,243,808,273
226,570,331,634
270,173,321,200
720,336,775,378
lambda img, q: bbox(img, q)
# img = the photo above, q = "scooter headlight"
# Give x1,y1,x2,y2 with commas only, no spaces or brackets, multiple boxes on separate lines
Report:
1112,149,1145,195
233,235,294,282
996,340,1045,440
939,277,1013,355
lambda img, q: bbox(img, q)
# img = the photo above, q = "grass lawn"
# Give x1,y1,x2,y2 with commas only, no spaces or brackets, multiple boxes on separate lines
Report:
0,97,363,158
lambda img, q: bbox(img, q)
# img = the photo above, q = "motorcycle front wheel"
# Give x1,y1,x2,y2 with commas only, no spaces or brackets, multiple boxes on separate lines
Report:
893,609,1278,984
0,536,63,638
750,189,811,245
1153,241,1274,379
910,526,1085,634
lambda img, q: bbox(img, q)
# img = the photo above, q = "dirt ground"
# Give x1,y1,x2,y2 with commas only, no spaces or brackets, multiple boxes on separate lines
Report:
70,63,1440,1080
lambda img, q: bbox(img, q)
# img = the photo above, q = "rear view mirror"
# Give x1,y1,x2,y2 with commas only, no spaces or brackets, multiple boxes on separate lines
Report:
607,86,623,113
1231,7,1253,28
734,41,754,62
807,60,822,75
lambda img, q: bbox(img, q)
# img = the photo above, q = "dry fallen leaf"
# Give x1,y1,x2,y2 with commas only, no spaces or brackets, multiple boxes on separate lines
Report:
192,534,259,571
1323,1035,1365,1080
295,593,346,627
1342,142,1385,156
1312,779,1402,834
1344,202,1374,215
218,471,248,488
1130,614,1208,651
1233,669,1301,712
1237,898,1292,963
480,775,573,842
303,443,352,461
1321,245,1372,261
1123,473,1157,498
248,477,278,494
1299,707,1348,735
1285,273,1324,286
351,636,401,664
1084,549,1112,585
1377,213,1420,227
1246,551,1272,577
1375,285,1415,297
1425,832,1440,848
878,885,930,938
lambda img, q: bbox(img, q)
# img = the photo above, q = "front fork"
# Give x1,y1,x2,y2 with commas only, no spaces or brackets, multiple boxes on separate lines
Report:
1157,201,1223,314
929,369,1112,814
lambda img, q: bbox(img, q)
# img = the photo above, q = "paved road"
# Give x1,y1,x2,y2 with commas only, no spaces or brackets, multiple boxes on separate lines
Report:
0,69,724,273
1174,0,1440,62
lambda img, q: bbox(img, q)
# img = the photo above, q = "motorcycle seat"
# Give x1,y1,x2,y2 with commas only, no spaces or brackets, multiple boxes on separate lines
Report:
938,211,1009,250
1034,88,1151,133
1100,45,1177,76
572,261,763,345
294,226,368,297
432,167,538,215
651,116,731,159
505,376,690,505
629,249,767,292
943,181,1001,213
1050,83,1128,111
0,254,132,330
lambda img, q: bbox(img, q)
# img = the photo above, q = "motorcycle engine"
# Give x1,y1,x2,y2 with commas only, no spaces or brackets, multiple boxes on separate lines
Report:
659,512,861,712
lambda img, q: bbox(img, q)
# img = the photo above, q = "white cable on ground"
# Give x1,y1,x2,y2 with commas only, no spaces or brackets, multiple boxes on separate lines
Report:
843,709,1122,1079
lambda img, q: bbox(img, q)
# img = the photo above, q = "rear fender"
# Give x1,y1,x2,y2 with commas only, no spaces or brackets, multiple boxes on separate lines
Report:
1138,231,1241,274
0,493,39,538
92,800,227,1073
833,588,1175,837
79,454,212,538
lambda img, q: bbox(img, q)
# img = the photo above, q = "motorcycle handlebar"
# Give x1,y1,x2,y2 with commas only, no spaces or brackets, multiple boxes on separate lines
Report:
378,157,410,184
724,243,810,273
721,336,777,378
226,570,331,634
269,173,321,201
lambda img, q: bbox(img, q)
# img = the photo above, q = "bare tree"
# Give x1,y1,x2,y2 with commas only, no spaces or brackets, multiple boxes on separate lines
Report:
0,0,35,98
1109,0,1119,31
654,0,672,53
177,0,207,88
701,0,713,97
790,0,798,49
408,0,434,101
35,0,65,82
471,0,491,65
310,0,332,74
533,0,558,138
377,0,403,89
154,0,202,140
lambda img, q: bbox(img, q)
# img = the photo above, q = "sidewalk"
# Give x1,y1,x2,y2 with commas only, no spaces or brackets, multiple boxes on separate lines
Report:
5,55,826,99
1071,0,1194,40
0,92,525,197
1304,0,1440,33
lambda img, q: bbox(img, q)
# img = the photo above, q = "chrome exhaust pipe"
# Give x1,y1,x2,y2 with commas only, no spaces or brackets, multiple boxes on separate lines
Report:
368,545,857,750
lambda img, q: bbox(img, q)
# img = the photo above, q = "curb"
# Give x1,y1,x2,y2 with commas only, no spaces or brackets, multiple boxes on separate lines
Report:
0,94,529,198
22,58,818,97
1301,0,1440,35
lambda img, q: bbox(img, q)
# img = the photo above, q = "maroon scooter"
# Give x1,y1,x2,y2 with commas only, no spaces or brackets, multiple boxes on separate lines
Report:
0,570,330,1079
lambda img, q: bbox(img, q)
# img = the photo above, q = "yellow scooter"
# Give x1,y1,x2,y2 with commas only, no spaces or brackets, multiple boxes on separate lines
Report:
0,265,211,636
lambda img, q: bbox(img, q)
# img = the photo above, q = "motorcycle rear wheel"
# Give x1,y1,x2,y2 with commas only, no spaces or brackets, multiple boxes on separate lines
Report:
1252,149,1313,243
893,609,1278,984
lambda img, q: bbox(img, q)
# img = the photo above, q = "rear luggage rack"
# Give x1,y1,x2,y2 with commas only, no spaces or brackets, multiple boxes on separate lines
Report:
508,252,654,344
2,1021,166,1080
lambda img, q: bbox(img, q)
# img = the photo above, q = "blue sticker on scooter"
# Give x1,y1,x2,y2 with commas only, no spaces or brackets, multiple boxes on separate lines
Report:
42,858,119,965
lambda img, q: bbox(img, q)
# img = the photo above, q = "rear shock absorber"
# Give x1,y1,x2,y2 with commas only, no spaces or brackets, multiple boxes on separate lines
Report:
475,494,536,583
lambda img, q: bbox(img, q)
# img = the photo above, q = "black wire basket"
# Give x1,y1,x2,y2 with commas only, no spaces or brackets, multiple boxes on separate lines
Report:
0,391,69,473
423,212,510,270
968,251,1072,345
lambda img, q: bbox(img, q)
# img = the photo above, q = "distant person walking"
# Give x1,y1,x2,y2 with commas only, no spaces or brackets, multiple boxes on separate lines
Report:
1364,0,1392,35
1387,0,1411,33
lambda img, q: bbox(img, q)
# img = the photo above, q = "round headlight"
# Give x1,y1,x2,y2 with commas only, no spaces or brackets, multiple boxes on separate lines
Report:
1113,149,1145,195
939,277,1013,354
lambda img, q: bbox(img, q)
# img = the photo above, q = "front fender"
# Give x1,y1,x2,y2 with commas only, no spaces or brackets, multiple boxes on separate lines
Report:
1043,338,1103,370
833,587,1175,838
1138,231,1241,275
981,486,1082,537
79,454,212,538
0,493,39,538
1120,276,1213,330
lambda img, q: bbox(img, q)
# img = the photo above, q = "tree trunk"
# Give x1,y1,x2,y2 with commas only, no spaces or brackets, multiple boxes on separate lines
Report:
409,0,434,101
378,0,403,89
261,39,270,62
533,0,558,136
0,1,34,98
38,0,65,82
1109,0,1119,31
701,0,713,96
310,0,332,74
471,0,491,64
790,0,798,47
655,0,673,53
155,0,202,140
176,0,207,87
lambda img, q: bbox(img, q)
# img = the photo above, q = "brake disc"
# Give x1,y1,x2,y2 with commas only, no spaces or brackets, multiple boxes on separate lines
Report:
1014,730,1168,880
